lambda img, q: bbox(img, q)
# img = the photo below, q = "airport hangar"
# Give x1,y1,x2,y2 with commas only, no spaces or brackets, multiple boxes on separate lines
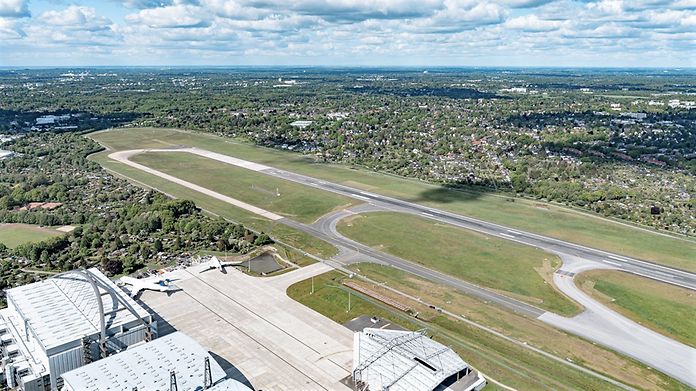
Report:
0,264,485,391
0,268,157,390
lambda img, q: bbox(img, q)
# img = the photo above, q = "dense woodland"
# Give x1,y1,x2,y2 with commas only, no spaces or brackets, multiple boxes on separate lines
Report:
1,68,694,235
0,133,271,289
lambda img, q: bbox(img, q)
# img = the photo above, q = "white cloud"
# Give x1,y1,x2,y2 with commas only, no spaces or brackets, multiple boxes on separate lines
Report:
0,17,24,38
40,6,113,31
0,0,29,18
245,0,445,21
0,0,694,66
126,4,212,28
505,14,562,31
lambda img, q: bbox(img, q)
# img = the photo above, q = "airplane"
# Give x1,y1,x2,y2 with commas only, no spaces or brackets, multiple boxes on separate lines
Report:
198,256,241,273
119,275,178,298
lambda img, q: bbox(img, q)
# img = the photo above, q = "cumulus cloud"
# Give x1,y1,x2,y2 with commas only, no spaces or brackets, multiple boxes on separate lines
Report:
505,14,562,31
1,0,694,66
497,0,556,8
126,4,212,28
113,0,200,8
0,17,24,38
0,0,29,18
415,1,506,32
39,6,113,31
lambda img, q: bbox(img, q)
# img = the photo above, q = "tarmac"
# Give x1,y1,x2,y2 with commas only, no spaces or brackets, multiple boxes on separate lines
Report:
140,265,353,391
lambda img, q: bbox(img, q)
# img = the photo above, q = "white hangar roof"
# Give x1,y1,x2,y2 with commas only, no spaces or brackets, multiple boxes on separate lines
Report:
61,332,253,391
5,268,150,351
353,328,469,391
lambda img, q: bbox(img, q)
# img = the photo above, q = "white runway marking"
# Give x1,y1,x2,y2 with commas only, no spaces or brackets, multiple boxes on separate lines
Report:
499,232,516,239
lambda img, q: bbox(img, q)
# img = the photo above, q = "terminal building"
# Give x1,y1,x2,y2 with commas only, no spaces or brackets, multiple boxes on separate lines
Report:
0,268,157,390
352,328,486,391
61,332,252,391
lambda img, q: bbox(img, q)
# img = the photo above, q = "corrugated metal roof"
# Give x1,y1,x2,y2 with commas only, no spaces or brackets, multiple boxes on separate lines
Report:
6,268,150,351
61,332,253,391
353,328,468,391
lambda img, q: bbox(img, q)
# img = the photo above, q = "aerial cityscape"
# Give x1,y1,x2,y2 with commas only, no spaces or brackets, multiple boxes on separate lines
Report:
0,0,694,390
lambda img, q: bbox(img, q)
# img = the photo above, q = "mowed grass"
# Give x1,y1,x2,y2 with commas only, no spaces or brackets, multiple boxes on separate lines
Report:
576,270,696,347
130,151,358,224
89,127,696,271
89,150,337,258
0,224,62,249
347,263,686,391
288,271,634,391
337,212,580,315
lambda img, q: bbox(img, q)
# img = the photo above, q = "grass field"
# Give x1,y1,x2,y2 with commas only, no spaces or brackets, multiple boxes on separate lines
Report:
0,224,62,249
344,263,686,391
89,127,696,271
576,270,696,347
130,152,358,224
337,212,580,315
287,271,687,391
89,150,338,259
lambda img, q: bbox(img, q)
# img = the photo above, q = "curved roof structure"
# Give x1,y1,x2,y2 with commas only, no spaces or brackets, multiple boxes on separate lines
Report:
5,268,151,352
61,332,253,391
353,328,482,391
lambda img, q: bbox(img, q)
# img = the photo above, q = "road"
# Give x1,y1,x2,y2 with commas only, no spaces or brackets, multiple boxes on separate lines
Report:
109,147,696,387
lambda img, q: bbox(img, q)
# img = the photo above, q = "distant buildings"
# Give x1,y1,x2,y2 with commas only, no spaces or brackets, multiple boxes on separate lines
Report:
290,120,313,129
352,328,486,391
35,115,71,126
0,150,15,160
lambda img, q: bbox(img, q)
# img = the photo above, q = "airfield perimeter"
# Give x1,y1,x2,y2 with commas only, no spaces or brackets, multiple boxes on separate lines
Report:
106,144,696,387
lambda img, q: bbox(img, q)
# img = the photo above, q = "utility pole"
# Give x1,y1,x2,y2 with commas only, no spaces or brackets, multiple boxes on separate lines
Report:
347,291,351,312
204,357,212,389
310,275,314,294
170,371,178,391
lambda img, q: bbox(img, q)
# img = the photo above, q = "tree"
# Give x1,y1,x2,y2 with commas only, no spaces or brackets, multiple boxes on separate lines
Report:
103,258,124,276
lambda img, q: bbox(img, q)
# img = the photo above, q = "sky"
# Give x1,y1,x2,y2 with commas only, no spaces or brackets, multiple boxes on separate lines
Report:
0,0,694,67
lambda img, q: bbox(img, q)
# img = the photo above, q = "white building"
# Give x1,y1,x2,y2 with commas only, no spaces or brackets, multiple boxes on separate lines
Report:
290,120,313,129
0,268,157,390
61,332,252,391
0,150,15,160
352,328,486,391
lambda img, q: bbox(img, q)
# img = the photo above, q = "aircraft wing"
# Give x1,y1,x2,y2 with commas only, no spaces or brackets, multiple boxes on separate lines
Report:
120,276,138,286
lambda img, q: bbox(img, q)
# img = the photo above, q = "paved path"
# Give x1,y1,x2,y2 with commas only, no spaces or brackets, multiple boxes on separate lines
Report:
265,262,334,291
110,147,696,387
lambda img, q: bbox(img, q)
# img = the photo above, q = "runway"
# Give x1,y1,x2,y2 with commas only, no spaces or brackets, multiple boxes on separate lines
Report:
109,147,696,387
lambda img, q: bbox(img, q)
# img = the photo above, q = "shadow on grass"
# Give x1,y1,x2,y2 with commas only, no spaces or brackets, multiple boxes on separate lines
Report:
409,182,495,204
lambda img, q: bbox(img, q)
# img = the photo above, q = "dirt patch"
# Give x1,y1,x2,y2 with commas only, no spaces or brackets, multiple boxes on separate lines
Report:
340,214,363,227
19,202,63,211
